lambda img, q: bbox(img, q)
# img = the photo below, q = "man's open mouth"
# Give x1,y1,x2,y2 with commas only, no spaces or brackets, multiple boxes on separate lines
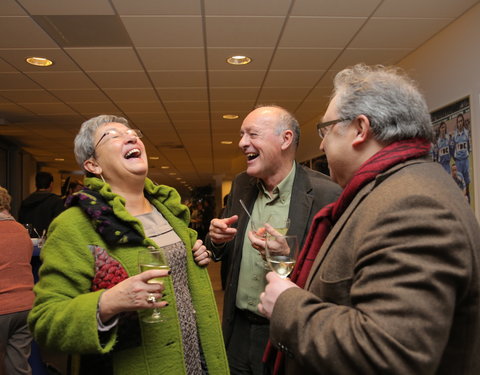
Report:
246,153,258,161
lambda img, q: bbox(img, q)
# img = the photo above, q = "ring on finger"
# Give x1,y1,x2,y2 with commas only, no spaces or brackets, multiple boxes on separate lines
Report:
147,293,156,304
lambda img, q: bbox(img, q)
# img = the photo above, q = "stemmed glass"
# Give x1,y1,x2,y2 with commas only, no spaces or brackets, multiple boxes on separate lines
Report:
265,235,299,279
138,247,170,323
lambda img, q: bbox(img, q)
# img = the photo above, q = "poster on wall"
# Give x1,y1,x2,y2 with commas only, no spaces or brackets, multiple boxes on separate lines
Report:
430,97,474,207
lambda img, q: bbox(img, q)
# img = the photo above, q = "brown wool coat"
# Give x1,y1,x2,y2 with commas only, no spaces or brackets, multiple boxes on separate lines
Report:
271,158,480,375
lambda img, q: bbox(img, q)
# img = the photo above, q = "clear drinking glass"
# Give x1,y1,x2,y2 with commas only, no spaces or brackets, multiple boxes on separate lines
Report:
265,235,299,279
138,247,170,323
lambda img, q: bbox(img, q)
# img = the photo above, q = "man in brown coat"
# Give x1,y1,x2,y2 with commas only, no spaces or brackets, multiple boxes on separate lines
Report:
259,64,480,374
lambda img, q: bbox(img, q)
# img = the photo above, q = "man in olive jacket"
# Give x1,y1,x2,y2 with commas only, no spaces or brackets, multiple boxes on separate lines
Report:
206,105,341,374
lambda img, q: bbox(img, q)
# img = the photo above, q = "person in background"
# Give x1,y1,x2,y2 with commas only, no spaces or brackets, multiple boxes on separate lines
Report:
206,105,341,374
259,64,480,374
0,186,34,375
451,113,471,200
433,121,452,173
62,179,84,203
18,171,65,236
28,115,228,374
450,162,467,198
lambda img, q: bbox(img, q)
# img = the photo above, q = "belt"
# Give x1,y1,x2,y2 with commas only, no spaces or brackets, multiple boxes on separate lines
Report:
237,308,269,325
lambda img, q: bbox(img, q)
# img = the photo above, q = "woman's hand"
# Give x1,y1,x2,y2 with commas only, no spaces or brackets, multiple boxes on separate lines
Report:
98,269,169,323
192,239,212,267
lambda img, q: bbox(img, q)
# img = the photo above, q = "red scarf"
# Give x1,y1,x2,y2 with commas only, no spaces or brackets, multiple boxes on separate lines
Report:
263,138,431,375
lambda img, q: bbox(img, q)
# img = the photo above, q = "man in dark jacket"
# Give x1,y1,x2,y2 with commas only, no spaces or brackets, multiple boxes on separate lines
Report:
18,171,64,236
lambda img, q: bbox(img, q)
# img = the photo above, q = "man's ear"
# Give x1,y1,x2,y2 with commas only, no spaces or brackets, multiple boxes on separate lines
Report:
351,115,371,147
83,158,102,176
280,129,294,150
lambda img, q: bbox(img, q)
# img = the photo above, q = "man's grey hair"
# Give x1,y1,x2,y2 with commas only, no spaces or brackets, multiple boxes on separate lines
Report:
255,104,300,146
74,114,130,169
332,64,433,143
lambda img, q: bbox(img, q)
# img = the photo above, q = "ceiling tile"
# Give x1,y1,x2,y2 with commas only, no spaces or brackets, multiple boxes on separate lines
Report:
0,0,27,16
206,17,285,47
26,71,96,89
50,89,110,102
0,48,78,72
150,71,207,88
291,0,382,16
137,48,205,70
205,0,291,16
66,47,143,71
210,100,255,113
20,102,77,115
270,48,341,70
117,101,165,113
103,88,158,102
156,87,208,101
263,70,325,87
375,0,480,18
163,101,209,112
257,87,311,102
68,102,119,114
0,17,57,48
330,48,413,69
350,18,452,48
209,70,265,87
209,87,259,101
1,90,59,103
121,16,203,47
17,0,114,15
207,48,274,70
280,17,366,48
0,73,42,90
112,0,201,15
87,71,151,89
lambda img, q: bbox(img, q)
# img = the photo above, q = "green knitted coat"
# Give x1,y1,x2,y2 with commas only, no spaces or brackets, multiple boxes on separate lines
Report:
28,177,229,375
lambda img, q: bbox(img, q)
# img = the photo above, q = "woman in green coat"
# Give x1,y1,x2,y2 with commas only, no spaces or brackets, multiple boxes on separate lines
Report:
28,115,229,375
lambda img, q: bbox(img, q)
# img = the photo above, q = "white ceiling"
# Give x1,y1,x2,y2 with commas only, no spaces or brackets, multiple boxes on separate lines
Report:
0,0,478,194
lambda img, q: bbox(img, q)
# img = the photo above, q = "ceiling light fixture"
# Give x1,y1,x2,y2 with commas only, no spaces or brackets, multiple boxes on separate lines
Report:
149,156,159,160
54,158,64,161
226,55,251,65
26,56,54,67
161,166,170,169
221,141,233,145
222,114,239,119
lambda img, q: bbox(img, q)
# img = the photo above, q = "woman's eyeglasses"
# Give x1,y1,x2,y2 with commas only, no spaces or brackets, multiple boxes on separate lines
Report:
91,128,143,157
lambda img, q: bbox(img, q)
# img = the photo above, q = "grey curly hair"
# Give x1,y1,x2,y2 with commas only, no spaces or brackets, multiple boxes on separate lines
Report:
74,114,130,170
332,64,433,143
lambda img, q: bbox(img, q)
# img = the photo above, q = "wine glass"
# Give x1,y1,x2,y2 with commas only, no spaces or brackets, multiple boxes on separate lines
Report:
265,235,299,279
138,247,170,323
265,215,290,236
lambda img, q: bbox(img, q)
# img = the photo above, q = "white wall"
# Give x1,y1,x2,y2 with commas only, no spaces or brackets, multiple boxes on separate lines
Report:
398,2,480,218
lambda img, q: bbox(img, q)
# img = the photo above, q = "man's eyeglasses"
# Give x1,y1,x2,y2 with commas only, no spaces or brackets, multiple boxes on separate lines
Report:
316,118,350,139
92,128,143,156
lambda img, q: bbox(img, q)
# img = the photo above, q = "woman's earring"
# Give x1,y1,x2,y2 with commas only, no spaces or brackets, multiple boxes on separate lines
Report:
100,174,106,183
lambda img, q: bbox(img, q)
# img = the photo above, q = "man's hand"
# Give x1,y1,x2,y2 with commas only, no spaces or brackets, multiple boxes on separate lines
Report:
258,272,298,319
208,215,238,244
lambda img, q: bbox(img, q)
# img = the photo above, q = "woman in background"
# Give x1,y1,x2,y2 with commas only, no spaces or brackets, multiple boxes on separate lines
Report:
0,186,34,375
28,115,228,375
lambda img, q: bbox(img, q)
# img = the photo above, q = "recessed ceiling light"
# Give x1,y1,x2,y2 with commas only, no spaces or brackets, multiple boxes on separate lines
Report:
226,55,252,65
161,166,170,169
54,158,64,161
169,172,177,176
221,141,233,145
26,56,54,67
149,156,159,160
222,114,239,119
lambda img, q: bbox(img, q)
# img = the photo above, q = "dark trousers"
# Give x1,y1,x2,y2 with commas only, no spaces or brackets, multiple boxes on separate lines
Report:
227,309,270,375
